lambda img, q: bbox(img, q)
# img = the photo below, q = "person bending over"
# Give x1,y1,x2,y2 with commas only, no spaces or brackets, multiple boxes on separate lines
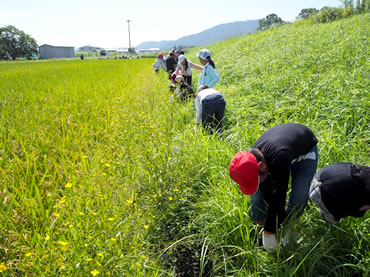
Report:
194,85,225,131
229,123,319,252
153,53,167,73
309,162,370,224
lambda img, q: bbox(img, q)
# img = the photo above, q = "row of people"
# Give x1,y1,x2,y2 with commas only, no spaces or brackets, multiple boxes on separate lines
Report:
154,49,226,131
155,51,369,255
229,123,370,252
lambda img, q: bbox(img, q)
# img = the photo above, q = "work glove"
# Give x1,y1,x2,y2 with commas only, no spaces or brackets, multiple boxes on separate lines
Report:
262,232,279,253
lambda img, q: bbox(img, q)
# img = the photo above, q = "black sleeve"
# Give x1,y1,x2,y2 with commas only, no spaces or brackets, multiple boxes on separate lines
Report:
264,161,290,233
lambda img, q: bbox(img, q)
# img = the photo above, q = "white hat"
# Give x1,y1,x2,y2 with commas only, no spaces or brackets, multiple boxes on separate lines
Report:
178,55,186,63
196,49,211,60
175,75,183,82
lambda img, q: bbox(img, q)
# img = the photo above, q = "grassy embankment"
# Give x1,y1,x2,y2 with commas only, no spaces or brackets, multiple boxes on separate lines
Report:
0,14,369,276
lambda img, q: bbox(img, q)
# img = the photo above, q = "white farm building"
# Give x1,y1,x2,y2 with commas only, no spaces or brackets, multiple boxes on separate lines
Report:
78,46,102,52
39,44,75,59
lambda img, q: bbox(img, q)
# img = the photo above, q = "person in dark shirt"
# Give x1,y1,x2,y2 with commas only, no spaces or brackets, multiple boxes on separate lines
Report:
309,163,370,224
229,123,318,252
165,51,177,78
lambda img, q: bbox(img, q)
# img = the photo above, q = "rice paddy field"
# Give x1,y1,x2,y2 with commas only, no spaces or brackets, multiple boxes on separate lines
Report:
0,14,369,276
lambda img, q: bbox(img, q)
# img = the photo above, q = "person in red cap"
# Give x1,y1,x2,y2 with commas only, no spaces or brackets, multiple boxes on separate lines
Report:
229,123,318,252
153,53,167,73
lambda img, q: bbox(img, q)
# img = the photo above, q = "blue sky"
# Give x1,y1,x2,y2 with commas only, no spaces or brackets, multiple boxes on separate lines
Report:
0,0,341,49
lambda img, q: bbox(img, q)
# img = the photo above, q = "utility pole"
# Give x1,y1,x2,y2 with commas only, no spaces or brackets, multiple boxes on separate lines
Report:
127,20,132,53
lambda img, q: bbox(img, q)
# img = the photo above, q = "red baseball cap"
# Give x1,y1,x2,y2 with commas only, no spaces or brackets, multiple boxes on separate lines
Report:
229,152,260,195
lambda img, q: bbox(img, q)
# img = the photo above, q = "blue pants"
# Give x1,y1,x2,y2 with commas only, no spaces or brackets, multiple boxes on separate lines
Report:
250,145,318,223
201,94,226,130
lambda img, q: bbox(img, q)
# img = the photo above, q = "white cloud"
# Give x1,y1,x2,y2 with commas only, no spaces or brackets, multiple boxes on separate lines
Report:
0,10,38,18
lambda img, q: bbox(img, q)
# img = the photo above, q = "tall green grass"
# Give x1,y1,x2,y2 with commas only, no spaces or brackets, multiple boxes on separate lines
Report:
0,14,369,276
183,14,369,276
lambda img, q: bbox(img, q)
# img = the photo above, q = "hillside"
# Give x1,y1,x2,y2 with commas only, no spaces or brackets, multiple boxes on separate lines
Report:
135,20,259,50
179,13,369,275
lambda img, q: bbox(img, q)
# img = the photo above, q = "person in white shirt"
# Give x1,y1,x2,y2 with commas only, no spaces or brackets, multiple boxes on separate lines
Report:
152,53,167,73
175,54,203,88
194,85,226,131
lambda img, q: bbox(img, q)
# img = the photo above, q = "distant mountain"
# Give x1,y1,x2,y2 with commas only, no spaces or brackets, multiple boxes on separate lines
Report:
136,20,259,50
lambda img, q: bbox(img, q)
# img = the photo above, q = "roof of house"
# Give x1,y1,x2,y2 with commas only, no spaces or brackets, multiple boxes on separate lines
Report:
39,44,75,48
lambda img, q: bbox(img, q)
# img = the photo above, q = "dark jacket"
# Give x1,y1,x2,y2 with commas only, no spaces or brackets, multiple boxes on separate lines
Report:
315,163,370,221
253,123,318,233
165,56,177,73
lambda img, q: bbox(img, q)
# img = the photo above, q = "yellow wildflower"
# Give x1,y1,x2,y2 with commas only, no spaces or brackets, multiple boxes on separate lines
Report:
108,217,115,221
111,238,117,242
53,212,60,218
65,183,73,188
91,269,100,276
174,189,179,192
104,163,111,168
25,252,32,257
79,212,84,216
86,258,93,262
0,262,6,273
59,197,66,204
144,225,149,229
57,241,68,246
126,199,133,204
45,235,50,241
102,173,107,176
168,196,173,201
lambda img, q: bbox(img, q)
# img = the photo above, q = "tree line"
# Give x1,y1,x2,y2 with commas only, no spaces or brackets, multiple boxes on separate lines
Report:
258,0,369,31
0,25,38,60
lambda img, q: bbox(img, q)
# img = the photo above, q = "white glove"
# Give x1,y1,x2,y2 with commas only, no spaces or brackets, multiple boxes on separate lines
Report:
262,232,279,253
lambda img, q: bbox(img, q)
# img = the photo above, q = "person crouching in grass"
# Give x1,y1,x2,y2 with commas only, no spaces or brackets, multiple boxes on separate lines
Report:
194,85,225,132
309,163,370,224
229,123,319,253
